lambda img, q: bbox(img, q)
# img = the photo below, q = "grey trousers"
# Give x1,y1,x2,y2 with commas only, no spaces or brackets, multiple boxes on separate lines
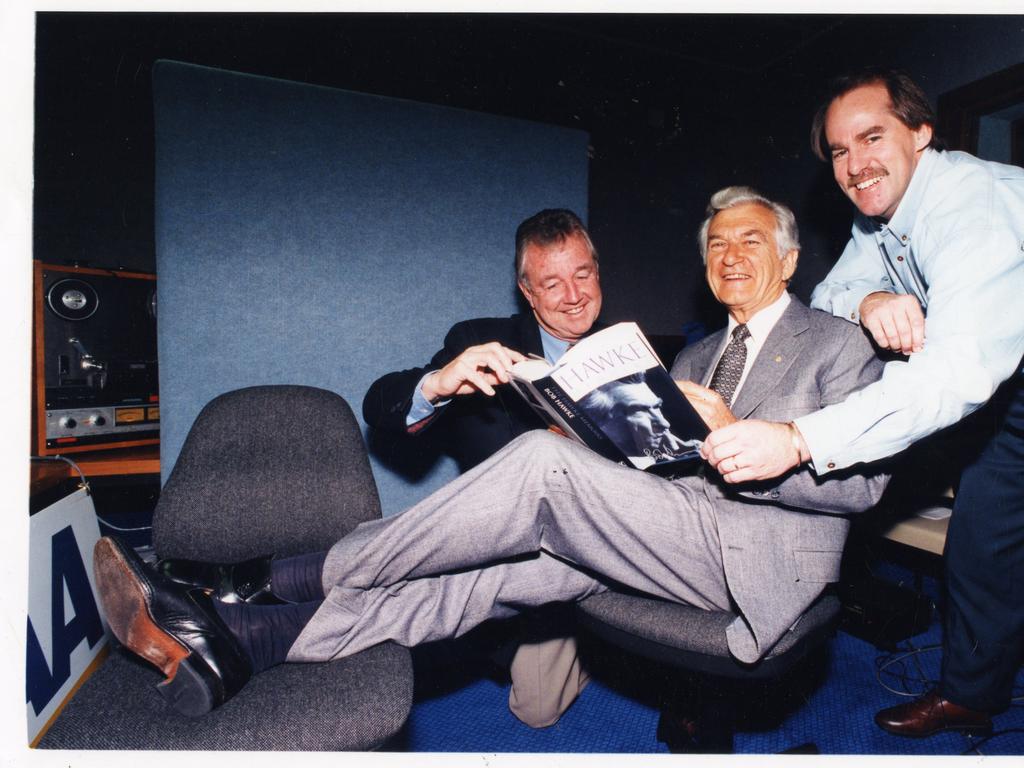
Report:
288,431,730,667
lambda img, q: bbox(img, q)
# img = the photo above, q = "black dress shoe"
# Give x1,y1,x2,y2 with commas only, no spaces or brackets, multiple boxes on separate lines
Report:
156,554,280,604
93,537,253,718
874,690,992,737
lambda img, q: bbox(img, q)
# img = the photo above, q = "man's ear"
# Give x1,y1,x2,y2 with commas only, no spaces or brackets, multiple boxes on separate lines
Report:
517,280,535,309
914,123,934,152
781,250,799,282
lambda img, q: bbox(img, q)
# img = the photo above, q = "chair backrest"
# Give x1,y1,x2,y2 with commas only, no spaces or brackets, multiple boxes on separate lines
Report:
153,385,381,561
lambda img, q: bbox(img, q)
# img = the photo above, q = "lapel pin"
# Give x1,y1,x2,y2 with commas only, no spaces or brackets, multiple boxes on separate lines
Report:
774,355,783,363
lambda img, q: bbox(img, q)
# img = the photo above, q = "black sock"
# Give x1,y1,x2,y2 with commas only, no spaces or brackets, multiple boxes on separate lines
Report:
270,550,328,603
214,599,322,674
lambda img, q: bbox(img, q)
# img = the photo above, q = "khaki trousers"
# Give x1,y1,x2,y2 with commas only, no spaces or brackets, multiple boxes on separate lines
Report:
509,636,590,728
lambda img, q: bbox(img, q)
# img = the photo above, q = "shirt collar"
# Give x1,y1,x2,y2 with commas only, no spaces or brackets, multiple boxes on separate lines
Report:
726,290,790,342
879,147,940,243
539,325,572,364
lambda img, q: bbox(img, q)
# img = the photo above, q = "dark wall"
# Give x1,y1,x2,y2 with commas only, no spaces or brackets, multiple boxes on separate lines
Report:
34,13,1024,340
593,15,1024,337
756,15,1024,315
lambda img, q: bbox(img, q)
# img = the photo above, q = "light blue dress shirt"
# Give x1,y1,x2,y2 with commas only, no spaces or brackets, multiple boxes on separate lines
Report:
406,323,569,426
797,148,1024,473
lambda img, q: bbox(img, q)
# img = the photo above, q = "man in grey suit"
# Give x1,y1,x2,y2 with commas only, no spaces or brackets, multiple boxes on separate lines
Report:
92,186,889,718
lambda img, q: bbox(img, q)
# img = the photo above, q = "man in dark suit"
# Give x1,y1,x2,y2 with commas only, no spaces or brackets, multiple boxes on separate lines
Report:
362,208,602,472
361,208,603,726
93,187,890,723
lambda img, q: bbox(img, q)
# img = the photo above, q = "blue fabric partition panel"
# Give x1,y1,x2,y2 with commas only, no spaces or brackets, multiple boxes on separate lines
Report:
153,61,588,516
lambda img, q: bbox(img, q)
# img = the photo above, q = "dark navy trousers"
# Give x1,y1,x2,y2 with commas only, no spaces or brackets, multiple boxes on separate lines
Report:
941,369,1024,712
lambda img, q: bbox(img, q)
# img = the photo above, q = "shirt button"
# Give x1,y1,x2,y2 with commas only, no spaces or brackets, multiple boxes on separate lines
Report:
827,461,836,469
897,255,904,262
900,235,908,243
850,312,856,320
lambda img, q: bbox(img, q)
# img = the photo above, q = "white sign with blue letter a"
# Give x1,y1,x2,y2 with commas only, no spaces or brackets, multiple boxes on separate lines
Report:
27,487,109,745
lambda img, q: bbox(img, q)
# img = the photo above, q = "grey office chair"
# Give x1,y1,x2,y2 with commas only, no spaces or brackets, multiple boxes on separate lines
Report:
577,588,840,752
39,385,413,750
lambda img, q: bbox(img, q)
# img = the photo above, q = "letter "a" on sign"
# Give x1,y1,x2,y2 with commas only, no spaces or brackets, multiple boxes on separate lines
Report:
27,488,109,745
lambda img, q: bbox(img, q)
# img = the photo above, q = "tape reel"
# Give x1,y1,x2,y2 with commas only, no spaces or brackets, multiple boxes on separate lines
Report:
46,278,100,321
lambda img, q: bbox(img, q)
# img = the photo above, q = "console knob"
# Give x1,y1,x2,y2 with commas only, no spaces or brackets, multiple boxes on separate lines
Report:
60,417,77,429
88,415,107,426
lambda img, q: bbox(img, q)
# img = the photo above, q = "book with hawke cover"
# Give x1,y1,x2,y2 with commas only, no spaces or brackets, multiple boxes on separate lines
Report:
509,322,708,470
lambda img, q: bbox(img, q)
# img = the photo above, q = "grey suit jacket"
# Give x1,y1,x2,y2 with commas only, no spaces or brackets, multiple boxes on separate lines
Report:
670,296,888,662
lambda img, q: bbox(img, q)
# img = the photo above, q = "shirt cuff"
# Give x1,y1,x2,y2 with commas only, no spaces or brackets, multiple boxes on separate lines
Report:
406,371,451,427
792,411,846,476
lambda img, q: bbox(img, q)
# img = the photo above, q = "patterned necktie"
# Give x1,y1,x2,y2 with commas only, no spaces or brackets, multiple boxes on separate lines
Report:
708,324,751,407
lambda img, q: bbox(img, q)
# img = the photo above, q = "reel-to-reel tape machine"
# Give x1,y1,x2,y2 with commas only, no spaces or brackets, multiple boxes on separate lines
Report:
33,262,160,455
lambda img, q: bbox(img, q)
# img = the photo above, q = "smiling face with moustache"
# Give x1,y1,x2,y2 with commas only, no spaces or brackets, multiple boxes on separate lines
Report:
824,82,933,222
705,203,798,324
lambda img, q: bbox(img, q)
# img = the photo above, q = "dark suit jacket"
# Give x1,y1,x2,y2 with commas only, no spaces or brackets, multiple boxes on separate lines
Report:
363,313,552,471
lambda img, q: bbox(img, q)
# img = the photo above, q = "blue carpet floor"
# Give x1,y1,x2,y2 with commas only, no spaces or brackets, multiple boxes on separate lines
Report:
402,594,1024,754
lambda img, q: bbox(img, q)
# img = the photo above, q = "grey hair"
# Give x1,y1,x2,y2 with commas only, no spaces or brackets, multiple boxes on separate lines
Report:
696,186,800,263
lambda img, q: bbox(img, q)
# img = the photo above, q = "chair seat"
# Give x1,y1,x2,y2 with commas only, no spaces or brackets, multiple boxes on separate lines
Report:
39,641,412,751
577,591,840,680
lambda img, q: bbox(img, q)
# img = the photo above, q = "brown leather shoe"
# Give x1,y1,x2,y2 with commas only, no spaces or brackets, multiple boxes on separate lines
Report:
875,690,992,737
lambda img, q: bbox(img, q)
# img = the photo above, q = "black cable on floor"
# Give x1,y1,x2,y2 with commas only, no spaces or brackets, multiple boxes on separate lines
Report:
874,641,941,697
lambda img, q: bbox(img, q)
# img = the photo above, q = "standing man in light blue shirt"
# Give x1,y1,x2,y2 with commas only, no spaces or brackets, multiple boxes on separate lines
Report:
701,67,1024,737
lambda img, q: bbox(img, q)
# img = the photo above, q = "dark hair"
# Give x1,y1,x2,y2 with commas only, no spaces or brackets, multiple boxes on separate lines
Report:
515,209,597,284
810,67,944,161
